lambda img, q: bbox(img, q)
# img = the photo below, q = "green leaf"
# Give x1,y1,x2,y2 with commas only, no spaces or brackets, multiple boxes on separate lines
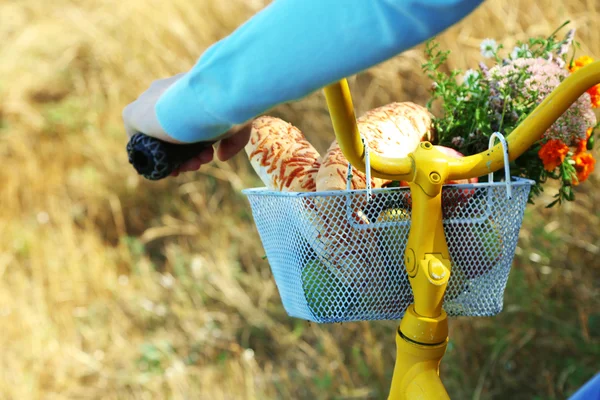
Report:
545,199,560,208
313,372,333,390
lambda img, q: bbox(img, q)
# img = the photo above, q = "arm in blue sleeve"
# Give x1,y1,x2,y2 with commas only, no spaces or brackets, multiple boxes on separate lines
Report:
155,0,485,143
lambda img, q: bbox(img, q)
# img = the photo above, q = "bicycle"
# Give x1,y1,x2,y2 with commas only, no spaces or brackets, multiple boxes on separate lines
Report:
127,60,600,399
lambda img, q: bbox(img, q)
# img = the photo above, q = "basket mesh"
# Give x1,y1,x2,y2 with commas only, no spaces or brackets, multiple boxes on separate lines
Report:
243,178,533,323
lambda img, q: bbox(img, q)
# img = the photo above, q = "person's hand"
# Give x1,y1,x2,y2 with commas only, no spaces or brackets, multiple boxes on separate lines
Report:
122,73,252,176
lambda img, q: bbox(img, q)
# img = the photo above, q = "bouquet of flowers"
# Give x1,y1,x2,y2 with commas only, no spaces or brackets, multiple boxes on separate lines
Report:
422,21,598,206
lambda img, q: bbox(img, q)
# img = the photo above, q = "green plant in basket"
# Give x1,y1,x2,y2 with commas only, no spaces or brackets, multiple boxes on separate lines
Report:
302,258,349,319
302,251,403,320
423,21,598,207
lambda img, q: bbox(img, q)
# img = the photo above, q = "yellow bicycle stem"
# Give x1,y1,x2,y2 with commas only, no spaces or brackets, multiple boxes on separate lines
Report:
323,61,600,400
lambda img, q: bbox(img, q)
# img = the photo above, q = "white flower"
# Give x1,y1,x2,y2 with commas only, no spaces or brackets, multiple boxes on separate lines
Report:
140,298,155,312
154,304,167,317
190,256,205,278
462,69,480,88
452,136,465,148
480,39,498,58
242,348,255,362
159,273,175,289
165,360,186,379
511,44,532,59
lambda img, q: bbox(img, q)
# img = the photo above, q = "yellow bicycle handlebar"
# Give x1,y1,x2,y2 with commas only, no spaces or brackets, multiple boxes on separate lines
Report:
323,80,414,181
325,61,600,182
323,60,600,400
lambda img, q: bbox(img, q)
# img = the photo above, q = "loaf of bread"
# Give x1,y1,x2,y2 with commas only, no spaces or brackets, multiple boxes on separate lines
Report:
317,102,434,192
245,116,321,192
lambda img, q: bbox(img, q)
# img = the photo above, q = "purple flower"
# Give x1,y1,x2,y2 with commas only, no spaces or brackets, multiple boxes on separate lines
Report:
558,29,576,56
487,57,596,145
479,61,490,77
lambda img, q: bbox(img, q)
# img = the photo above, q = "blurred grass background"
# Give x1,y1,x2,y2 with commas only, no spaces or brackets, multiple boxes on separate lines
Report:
0,0,599,399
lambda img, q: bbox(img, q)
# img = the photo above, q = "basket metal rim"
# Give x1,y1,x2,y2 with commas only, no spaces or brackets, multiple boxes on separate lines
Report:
242,177,535,197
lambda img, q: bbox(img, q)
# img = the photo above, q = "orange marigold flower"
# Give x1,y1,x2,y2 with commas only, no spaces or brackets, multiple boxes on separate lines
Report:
588,84,600,108
577,127,594,153
569,56,600,108
572,152,596,185
538,139,570,171
569,55,595,73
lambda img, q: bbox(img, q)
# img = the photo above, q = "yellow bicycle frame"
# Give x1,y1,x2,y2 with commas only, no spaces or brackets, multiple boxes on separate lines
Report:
323,61,600,400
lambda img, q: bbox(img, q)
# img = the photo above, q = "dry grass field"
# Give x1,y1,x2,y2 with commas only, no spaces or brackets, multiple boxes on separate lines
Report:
0,0,598,399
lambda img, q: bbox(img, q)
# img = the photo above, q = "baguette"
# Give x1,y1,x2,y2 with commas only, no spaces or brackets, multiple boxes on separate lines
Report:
316,102,434,192
245,116,321,192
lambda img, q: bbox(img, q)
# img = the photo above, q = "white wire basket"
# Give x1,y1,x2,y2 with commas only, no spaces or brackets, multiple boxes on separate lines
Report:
243,134,534,323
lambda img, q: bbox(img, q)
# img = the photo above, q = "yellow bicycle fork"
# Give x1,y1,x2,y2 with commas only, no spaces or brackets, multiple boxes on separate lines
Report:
322,62,600,399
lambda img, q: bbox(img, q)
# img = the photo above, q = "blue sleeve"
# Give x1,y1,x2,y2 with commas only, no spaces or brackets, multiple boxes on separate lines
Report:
155,0,485,143
569,373,600,400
